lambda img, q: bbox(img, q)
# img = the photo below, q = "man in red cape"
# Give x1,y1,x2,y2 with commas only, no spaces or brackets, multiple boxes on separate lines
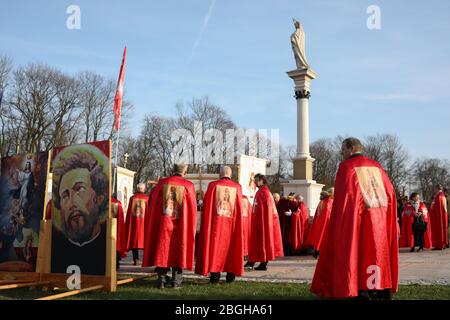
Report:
399,199,415,249
276,193,297,255
289,195,310,253
112,194,126,268
307,188,334,258
142,164,197,289
406,192,432,251
124,183,149,265
245,174,283,271
311,137,398,299
242,195,252,258
195,166,244,283
430,184,448,250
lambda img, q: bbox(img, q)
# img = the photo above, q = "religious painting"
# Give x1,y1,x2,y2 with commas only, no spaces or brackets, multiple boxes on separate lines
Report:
239,155,267,205
50,140,111,276
355,167,388,209
0,151,50,272
216,186,236,218
131,198,146,218
116,166,135,217
163,184,184,219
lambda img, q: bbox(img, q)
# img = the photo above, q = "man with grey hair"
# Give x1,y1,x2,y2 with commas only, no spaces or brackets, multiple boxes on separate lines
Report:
143,163,197,289
124,182,149,265
196,166,244,283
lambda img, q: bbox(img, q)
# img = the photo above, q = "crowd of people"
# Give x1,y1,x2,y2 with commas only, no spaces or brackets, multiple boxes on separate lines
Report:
111,137,448,299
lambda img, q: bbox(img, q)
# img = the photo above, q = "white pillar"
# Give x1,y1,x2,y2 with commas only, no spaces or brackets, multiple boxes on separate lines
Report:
287,68,317,160
297,97,310,158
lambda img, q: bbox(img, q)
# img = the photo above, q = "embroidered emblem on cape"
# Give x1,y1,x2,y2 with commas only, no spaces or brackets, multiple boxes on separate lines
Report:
216,186,236,218
355,166,388,209
163,184,184,219
132,198,146,218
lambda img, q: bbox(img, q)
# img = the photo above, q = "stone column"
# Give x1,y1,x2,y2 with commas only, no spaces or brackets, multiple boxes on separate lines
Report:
282,68,324,217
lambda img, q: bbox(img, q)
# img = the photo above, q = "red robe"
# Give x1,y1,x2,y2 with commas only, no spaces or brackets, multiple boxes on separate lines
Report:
277,197,298,246
195,178,244,276
242,195,252,257
307,197,333,252
112,197,127,255
125,193,149,250
248,185,284,262
289,201,309,251
399,207,414,248
142,175,197,270
310,155,399,298
430,191,449,249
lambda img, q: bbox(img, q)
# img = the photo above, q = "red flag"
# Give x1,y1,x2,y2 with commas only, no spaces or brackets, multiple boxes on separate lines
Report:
114,46,127,130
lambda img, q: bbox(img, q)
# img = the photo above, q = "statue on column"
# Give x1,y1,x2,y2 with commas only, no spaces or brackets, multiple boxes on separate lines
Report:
291,19,309,70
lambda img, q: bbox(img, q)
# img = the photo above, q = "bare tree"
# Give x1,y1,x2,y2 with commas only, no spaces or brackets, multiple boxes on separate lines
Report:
0,55,13,156
364,134,409,193
8,63,60,152
412,158,450,204
174,96,236,173
310,138,341,188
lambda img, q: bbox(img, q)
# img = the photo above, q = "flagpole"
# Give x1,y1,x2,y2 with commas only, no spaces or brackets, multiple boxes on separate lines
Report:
112,126,121,195
112,46,127,195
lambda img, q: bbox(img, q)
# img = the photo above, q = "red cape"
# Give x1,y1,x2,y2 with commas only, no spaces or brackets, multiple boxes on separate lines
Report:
399,207,414,248
124,193,149,250
195,178,244,276
142,175,197,270
399,202,431,249
289,201,309,251
430,191,449,249
248,185,283,262
276,197,295,245
242,195,252,257
310,155,399,298
112,197,127,255
307,197,333,252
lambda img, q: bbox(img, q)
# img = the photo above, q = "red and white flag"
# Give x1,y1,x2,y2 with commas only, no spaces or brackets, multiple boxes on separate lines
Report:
114,46,127,130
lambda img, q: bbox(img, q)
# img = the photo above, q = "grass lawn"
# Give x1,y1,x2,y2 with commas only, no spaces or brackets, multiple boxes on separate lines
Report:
0,276,449,300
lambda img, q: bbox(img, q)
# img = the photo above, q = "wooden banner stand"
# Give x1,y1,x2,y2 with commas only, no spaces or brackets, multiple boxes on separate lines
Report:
36,218,117,294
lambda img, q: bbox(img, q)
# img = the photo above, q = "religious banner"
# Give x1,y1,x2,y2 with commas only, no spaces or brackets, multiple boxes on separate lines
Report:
0,151,50,272
50,140,111,276
116,166,135,218
239,155,267,205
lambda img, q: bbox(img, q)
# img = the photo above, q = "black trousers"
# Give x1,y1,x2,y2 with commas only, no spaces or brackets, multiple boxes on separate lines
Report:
413,231,425,249
132,249,139,261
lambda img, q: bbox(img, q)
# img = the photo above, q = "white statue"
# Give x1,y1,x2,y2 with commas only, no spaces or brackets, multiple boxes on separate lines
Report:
291,19,309,69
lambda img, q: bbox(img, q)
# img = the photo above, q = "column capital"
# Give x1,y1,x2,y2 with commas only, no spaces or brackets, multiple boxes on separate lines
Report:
294,90,311,100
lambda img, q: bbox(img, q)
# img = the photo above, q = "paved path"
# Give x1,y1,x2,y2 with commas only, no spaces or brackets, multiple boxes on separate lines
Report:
118,248,450,285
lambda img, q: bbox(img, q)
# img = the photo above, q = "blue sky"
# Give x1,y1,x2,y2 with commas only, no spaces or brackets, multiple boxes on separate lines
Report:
1,0,450,161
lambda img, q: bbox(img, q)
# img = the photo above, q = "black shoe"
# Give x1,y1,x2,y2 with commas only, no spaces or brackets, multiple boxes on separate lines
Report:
357,290,371,300
410,247,415,252
225,273,235,283
209,273,220,284
156,276,166,289
244,262,254,271
171,270,183,289
376,289,392,300
254,262,268,271
313,250,319,259
417,247,424,252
